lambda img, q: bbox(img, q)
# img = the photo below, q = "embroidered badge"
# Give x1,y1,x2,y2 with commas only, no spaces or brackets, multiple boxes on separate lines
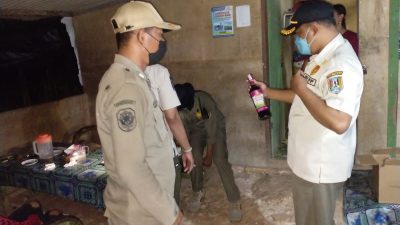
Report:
307,76,317,86
327,71,344,94
310,65,320,75
303,73,317,86
117,108,136,132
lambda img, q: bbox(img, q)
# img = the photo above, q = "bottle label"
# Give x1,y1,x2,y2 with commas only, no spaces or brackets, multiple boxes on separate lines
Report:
250,90,268,112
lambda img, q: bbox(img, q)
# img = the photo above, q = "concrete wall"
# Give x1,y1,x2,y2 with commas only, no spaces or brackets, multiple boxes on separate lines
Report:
1,0,395,164
73,0,271,167
71,0,395,165
357,0,390,154
72,5,119,98
0,94,93,154
154,0,269,167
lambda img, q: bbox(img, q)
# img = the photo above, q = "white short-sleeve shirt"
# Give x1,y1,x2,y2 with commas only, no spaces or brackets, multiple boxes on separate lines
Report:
145,64,180,110
145,64,181,155
287,34,364,184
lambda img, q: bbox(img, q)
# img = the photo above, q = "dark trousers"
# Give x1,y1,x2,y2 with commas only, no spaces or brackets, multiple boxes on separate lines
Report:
189,125,240,202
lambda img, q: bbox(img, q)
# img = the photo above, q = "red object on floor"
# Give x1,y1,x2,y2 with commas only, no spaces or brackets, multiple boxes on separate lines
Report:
0,214,42,225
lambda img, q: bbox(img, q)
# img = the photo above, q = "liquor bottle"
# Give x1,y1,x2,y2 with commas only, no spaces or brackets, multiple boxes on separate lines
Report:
247,73,271,120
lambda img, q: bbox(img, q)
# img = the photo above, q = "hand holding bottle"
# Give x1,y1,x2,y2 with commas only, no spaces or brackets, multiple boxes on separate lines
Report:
247,74,271,120
247,78,269,97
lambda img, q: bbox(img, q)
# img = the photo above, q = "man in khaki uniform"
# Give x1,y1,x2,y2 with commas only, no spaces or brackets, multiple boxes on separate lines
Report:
175,83,242,222
95,2,183,225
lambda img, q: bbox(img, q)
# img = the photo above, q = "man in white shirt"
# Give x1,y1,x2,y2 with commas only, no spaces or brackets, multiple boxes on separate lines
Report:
251,1,363,225
145,64,194,206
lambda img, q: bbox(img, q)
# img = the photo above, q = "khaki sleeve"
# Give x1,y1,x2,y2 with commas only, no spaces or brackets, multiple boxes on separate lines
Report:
108,83,178,225
178,110,190,132
201,93,219,145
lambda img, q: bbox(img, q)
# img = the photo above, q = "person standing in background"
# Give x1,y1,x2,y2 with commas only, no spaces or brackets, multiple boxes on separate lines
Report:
146,63,195,206
333,3,359,55
96,1,184,224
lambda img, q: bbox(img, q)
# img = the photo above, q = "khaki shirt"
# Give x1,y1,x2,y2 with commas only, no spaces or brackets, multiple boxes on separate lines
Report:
96,55,179,225
179,91,224,145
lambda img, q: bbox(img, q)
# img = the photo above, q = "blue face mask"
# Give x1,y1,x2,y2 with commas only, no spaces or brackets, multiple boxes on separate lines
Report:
295,27,316,56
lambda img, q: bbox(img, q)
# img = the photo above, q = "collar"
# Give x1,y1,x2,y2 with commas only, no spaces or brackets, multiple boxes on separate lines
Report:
190,95,200,114
311,34,345,65
114,54,146,79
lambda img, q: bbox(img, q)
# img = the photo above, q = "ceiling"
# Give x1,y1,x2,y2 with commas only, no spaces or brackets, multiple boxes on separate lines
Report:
0,0,128,18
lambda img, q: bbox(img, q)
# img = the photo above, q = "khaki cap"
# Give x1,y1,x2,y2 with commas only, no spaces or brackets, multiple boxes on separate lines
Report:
111,1,181,34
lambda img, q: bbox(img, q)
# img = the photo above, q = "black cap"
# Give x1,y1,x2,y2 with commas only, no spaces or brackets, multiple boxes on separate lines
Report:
175,83,195,111
281,1,334,36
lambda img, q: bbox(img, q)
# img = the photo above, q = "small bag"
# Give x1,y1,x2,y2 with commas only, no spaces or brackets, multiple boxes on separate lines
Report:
173,155,183,173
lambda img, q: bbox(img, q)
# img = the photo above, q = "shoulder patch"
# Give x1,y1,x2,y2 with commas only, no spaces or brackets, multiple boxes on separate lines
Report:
114,99,135,108
117,108,136,132
327,71,344,94
310,65,320,75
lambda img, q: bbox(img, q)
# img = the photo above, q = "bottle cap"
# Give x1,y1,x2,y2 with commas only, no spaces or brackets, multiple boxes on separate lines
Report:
36,134,52,143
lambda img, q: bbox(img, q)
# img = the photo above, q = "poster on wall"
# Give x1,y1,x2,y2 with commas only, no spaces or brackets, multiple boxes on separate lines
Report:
211,5,234,37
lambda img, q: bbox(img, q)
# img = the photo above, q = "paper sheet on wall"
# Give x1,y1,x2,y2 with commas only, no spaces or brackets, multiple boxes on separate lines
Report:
236,5,251,28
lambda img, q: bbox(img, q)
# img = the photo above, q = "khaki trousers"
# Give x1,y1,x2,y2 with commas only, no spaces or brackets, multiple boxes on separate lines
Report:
292,175,344,225
189,124,240,202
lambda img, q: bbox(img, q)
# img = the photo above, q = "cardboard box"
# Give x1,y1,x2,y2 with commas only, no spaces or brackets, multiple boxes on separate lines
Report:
357,148,400,204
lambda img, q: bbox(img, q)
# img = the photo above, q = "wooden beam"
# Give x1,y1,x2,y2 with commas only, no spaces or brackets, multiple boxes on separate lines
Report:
267,0,287,158
72,1,125,16
0,9,72,19
387,0,399,147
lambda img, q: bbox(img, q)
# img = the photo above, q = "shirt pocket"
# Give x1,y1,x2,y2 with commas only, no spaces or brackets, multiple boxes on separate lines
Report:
153,107,168,141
